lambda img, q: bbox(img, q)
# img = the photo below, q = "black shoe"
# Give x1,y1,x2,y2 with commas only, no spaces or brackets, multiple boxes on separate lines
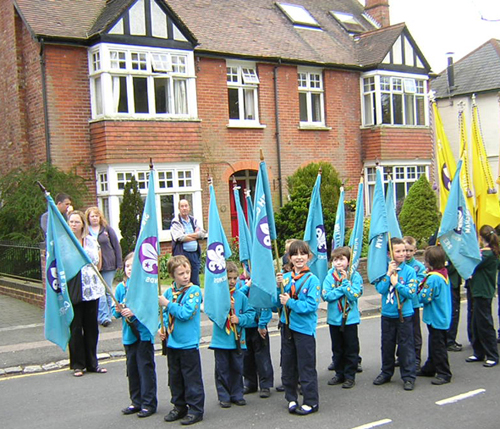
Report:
243,386,257,395
180,414,203,426
231,399,246,406
342,379,355,389
431,377,450,385
276,385,285,392
288,401,298,414
327,362,335,371
447,343,462,352
137,408,155,418
295,404,319,415
483,360,498,368
260,388,271,398
373,374,391,385
101,320,111,327
403,380,415,391
219,401,231,408
122,405,141,415
465,355,484,363
327,375,345,385
416,369,434,377
356,363,363,373
164,407,188,422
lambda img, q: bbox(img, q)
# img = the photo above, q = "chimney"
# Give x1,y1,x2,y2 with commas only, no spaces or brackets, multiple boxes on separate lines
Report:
446,54,455,90
364,0,390,27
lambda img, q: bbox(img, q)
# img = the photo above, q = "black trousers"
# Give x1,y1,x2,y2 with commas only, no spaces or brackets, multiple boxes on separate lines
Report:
281,329,319,406
381,316,416,381
69,299,99,371
466,282,474,344
447,286,461,346
214,348,244,402
125,340,157,411
243,327,274,390
421,325,452,381
183,250,201,286
471,297,499,362
329,324,359,380
396,308,422,366
167,347,205,416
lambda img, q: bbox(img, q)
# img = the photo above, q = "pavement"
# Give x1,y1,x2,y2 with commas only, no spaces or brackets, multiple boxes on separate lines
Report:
0,285,382,376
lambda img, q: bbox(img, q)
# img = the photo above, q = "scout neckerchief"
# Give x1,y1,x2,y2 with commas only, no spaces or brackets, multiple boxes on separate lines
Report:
332,270,349,313
167,282,192,334
225,284,237,335
417,268,448,294
284,267,312,322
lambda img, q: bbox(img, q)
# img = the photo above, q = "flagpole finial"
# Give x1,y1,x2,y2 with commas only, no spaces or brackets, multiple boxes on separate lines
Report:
318,167,322,175
208,176,213,186
260,149,264,161
36,181,49,196
149,158,154,169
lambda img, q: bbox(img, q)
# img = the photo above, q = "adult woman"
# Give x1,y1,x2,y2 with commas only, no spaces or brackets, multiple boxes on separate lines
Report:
85,207,122,327
68,210,107,377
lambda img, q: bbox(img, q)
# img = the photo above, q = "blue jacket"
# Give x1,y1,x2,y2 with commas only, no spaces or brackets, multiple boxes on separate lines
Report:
406,257,426,309
210,289,256,350
374,262,417,318
274,271,321,337
236,278,273,329
322,268,363,326
418,272,452,330
161,284,203,349
113,281,155,345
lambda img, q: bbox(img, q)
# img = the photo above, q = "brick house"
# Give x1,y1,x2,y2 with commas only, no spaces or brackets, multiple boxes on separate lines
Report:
0,0,434,245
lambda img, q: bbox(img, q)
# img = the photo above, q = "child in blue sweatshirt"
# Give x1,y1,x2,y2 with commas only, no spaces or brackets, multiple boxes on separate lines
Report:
416,245,452,384
322,246,363,389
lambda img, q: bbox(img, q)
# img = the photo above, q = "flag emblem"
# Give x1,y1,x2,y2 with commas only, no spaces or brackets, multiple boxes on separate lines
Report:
47,259,60,292
206,242,227,274
316,225,327,253
256,216,271,249
454,207,464,235
441,164,452,191
139,236,158,274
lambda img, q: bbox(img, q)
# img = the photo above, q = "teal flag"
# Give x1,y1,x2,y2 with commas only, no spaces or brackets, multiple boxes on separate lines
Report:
44,194,91,350
126,169,160,337
333,186,345,249
303,174,328,282
204,184,232,329
245,189,255,234
249,167,276,309
256,161,277,240
233,187,252,271
367,168,389,283
386,179,402,239
438,160,481,279
349,181,365,277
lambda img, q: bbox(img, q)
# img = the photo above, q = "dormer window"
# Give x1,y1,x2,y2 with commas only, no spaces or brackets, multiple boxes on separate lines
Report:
330,11,366,33
277,3,321,29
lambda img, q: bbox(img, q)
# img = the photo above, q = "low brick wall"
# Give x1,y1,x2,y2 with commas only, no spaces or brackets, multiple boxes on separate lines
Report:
0,276,44,309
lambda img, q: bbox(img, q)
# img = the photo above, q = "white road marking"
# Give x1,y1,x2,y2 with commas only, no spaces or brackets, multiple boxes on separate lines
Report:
351,418,392,429
436,389,486,405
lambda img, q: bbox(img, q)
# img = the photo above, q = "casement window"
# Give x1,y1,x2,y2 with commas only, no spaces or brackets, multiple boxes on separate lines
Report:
365,164,429,213
298,68,325,126
361,72,427,126
226,61,261,127
89,44,197,119
95,163,202,242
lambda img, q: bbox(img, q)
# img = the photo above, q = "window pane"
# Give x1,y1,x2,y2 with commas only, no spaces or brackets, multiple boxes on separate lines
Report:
310,73,321,89
404,94,415,125
243,89,255,120
311,93,322,122
110,51,126,69
416,96,425,125
381,93,391,124
133,77,149,113
364,93,374,125
298,73,307,88
113,76,128,113
131,52,147,70
173,80,187,114
172,55,187,74
392,94,403,124
160,195,175,230
155,78,169,114
94,77,102,116
395,182,405,202
299,92,308,121
228,88,239,119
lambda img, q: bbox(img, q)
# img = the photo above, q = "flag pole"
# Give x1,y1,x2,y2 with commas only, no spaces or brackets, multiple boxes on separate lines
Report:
387,233,404,323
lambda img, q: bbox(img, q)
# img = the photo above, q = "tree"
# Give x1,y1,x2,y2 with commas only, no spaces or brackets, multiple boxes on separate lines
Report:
0,163,89,242
119,176,144,256
275,162,342,253
399,174,440,248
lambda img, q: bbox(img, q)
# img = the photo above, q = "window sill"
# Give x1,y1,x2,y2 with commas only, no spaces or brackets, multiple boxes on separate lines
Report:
360,124,429,129
227,122,266,129
298,124,331,131
89,116,202,124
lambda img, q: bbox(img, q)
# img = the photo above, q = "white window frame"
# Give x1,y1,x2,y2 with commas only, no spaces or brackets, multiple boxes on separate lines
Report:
298,67,325,127
360,71,428,127
364,162,430,214
226,60,263,128
95,163,203,242
89,43,198,120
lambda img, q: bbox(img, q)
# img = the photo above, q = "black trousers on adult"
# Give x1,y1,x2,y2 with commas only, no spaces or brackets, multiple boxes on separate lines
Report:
329,324,359,380
183,250,201,286
167,347,205,416
243,327,274,390
380,315,416,381
471,297,499,362
69,299,99,371
214,348,244,402
420,325,452,381
125,340,158,411
447,286,461,346
281,329,319,407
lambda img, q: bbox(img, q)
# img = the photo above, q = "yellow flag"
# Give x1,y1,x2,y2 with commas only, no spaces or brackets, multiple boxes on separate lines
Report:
433,102,456,214
458,110,476,217
471,103,500,229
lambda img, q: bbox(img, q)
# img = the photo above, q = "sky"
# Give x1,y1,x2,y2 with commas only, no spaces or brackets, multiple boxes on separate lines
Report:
364,0,500,73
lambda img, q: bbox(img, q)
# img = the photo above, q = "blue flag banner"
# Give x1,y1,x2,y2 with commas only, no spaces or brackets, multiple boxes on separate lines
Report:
126,169,160,338
386,179,402,239
257,161,277,240
349,181,364,277
249,167,276,309
204,184,232,329
233,187,253,271
44,194,92,350
333,186,345,249
367,168,389,283
245,189,255,234
303,174,328,283
438,160,481,279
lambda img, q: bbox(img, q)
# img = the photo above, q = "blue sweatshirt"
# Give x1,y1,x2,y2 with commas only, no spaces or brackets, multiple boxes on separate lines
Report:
418,271,452,330
406,257,426,309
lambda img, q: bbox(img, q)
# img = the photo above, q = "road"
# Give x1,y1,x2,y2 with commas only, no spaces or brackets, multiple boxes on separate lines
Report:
1,306,500,429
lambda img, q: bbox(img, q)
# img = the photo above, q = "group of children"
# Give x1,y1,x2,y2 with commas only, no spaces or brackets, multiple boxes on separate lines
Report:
111,228,499,423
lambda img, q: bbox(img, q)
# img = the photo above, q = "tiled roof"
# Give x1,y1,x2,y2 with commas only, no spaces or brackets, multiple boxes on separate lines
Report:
89,0,135,37
355,22,405,67
432,39,500,98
